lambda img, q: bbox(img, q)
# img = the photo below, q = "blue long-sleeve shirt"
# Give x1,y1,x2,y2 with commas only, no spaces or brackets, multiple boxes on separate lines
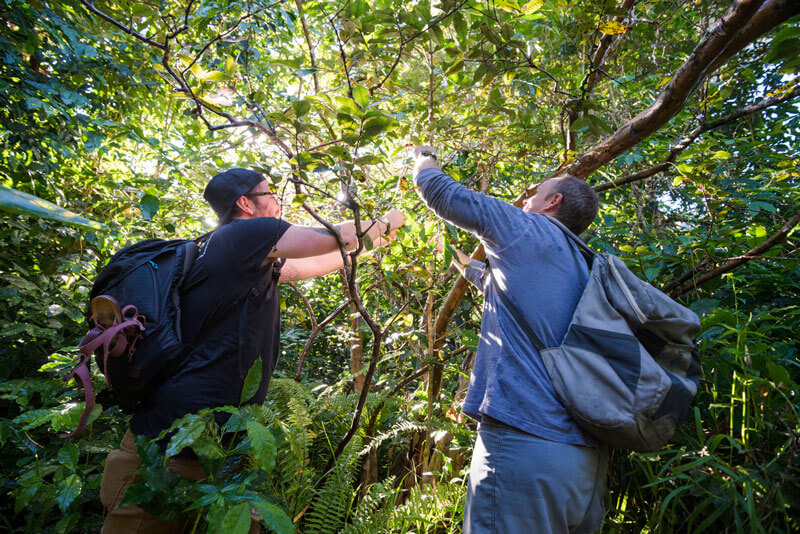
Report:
416,167,593,446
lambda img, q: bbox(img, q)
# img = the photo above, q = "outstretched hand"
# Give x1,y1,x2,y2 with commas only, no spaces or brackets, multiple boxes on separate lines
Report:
412,145,441,176
372,208,406,247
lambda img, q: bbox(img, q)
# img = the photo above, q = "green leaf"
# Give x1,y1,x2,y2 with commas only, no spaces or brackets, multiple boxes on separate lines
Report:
429,25,445,46
246,420,277,473
225,56,236,76
362,117,395,139
165,415,205,457
191,434,226,459
251,499,294,534
205,70,226,82
766,361,792,386
336,112,360,132
58,443,80,471
334,96,361,116
480,23,503,45
766,38,800,64
570,116,591,131
292,99,312,118
13,480,39,514
748,201,776,213
644,266,661,281
750,225,767,239
352,85,370,108
453,12,468,40
291,193,308,207
0,185,106,231
139,193,160,221
240,356,262,404
120,482,156,507
711,150,731,160
446,59,464,77
222,502,252,534
521,0,544,14
189,62,206,80
55,474,82,512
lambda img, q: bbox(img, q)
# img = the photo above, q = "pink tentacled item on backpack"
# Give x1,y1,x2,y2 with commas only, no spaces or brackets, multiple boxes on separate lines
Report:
61,297,145,439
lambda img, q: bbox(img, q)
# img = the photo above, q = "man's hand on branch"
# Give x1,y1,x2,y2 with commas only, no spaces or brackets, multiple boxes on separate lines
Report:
337,222,359,252
373,208,406,247
383,208,406,232
412,145,441,177
339,209,407,251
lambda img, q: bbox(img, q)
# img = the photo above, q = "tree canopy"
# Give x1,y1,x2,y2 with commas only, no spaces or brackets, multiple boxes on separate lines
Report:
1,0,799,532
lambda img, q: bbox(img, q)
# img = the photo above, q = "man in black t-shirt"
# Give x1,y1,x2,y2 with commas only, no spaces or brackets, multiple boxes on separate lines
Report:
99,168,405,533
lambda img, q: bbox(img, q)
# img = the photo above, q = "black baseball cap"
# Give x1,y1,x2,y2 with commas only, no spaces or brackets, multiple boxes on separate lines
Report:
203,168,266,224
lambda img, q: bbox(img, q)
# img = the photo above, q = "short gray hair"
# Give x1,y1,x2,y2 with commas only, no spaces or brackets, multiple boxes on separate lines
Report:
548,176,599,234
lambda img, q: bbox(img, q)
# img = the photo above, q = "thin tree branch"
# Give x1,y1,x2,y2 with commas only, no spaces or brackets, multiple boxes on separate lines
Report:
370,0,470,94
365,345,470,437
293,300,350,381
584,0,639,94
296,0,321,93
668,211,800,298
80,1,167,50
181,9,266,77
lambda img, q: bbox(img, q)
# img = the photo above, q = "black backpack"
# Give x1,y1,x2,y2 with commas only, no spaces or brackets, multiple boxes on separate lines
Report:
63,238,202,438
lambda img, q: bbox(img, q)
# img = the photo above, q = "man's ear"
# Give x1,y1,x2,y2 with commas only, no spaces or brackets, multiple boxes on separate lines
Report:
545,192,563,212
235,195,254,216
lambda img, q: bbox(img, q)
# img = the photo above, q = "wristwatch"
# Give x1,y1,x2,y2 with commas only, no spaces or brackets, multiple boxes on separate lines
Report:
378,216,391,233
420,150,437,160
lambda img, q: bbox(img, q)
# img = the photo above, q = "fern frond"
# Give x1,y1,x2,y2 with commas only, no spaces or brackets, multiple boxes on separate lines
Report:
388,482,466,533
268,378,316,417
317,391,383,416
302,436,363,534
340,476,398,534
272,399,316,517
359,420,428,456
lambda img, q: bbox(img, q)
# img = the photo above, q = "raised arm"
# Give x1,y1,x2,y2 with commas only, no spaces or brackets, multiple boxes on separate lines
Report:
279,209,405,282
412,146,524,250
267,224,356,260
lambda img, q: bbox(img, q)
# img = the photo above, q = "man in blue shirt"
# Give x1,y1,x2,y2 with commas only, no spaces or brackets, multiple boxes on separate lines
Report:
412,147,606,533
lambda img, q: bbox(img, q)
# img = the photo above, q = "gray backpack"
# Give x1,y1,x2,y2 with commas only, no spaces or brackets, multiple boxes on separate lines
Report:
491,216,702,452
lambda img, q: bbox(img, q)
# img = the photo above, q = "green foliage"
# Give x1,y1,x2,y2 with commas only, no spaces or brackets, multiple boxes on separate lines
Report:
303,438,362,534
387,482,467,533
0,185,105,231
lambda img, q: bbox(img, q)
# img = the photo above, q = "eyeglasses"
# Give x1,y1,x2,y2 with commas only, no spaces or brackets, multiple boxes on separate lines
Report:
245,191,276,198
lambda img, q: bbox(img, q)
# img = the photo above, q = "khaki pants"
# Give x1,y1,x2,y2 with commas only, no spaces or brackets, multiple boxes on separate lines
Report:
100,429,259,533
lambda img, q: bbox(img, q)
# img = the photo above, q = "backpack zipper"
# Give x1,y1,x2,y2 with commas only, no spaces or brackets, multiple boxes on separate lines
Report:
148,259,160,323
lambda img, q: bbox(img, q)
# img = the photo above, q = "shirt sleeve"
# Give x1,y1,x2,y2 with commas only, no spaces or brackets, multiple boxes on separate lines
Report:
463,260,486,291
414,167,525,251
214,217,293,274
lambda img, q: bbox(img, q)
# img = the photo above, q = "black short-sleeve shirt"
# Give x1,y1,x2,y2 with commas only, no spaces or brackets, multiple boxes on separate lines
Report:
131,217,291,439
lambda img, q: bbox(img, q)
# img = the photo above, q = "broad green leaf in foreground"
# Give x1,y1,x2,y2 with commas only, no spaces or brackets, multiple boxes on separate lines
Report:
0,185,106,231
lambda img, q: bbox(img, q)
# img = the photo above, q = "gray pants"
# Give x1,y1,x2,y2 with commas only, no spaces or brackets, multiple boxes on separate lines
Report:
463,416,607,533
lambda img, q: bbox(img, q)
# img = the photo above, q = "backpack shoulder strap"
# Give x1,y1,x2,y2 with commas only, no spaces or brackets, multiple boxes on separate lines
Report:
486,263,547,353
542,215,595,263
